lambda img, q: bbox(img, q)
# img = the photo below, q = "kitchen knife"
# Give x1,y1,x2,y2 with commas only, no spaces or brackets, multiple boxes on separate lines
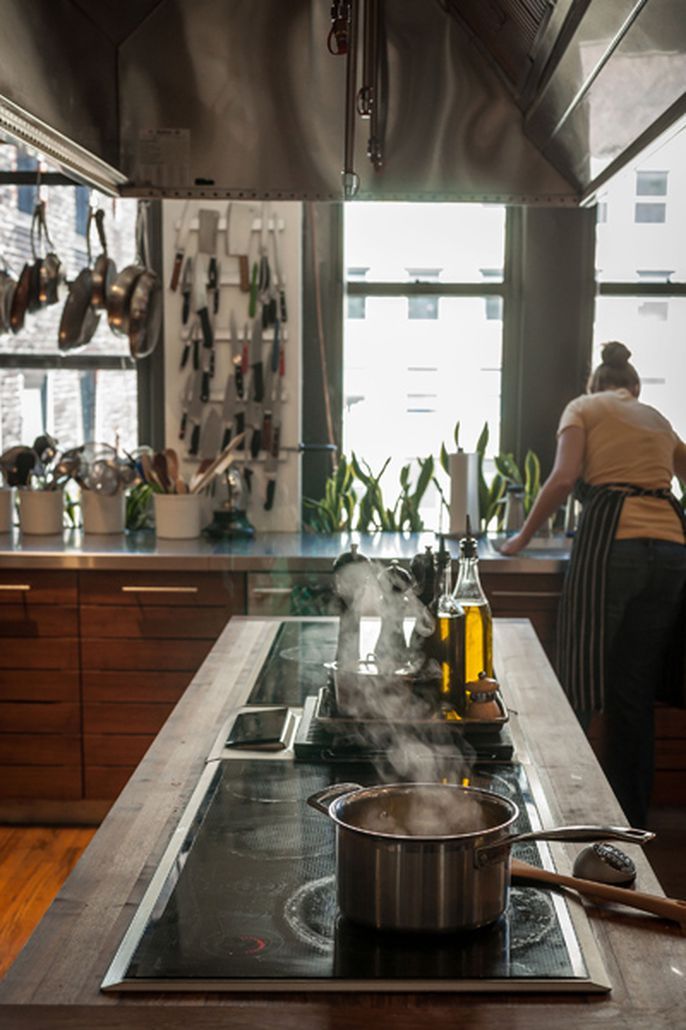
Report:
179,315,197,370
197,208,219,255
208,256,220,315
250,316,264,403
270,212,288,323
187,371,205,456
200,407,223,461
169,199,191,291
229,310,244,399
225,202,254,293
246,397,262,458
180,256,193,324
264,384,282,511
221,371,237,450
193,252,213,351
178,371,195,440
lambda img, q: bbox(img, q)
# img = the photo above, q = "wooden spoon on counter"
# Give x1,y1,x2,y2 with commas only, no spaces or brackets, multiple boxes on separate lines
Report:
511,858,686,928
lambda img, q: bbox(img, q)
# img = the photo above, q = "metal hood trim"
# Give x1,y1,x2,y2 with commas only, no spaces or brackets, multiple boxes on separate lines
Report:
0,92,127,195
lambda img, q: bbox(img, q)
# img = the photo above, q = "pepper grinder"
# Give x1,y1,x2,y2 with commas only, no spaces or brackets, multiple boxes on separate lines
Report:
374,559,413,675
332,544,371,671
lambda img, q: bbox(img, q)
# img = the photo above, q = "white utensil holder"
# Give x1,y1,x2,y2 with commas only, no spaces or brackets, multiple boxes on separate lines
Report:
0,487,13,533
18,489,64,535
154,493,202,539
81,490,126,534
449,452,480,536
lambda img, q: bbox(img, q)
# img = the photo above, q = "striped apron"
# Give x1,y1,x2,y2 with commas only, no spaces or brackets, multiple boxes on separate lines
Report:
557,481,686,713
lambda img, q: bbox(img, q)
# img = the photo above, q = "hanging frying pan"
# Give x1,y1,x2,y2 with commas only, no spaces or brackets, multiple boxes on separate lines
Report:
9,261,31,332
0,268,16,334
91,209,116,311
58,209,101,350
36,199,63,307
107,202,149,340
128,268,162,359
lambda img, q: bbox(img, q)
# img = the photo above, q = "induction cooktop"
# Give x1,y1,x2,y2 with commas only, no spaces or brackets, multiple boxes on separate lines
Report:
101,756,610,993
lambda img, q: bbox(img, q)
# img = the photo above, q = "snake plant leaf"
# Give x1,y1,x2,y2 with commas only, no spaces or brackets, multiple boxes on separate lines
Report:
524,450,541,512
494,453,522,484
413,455,434,502
350,452,372,486
453,420,461,450
475,421,489,457
440,442,450,475
400,463,411,490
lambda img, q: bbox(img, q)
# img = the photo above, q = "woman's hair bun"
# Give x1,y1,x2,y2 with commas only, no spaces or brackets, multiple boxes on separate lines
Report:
601,341,632,369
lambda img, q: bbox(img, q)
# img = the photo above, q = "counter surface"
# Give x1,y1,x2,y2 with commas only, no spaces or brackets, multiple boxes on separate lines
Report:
0,529,570,572
0,616,682,1030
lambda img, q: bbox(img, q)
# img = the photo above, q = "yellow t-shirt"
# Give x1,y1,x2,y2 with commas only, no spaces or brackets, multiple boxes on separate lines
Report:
557,388,686,543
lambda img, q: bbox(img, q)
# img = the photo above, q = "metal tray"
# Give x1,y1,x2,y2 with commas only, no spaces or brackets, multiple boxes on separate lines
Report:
314,682,508,735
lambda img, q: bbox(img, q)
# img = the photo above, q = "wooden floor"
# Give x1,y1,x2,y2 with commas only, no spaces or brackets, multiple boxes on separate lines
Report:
0,825,95,980
0,811,684,982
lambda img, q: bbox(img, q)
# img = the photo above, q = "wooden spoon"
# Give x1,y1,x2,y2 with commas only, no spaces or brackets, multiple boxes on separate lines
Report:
511,858,686,928
164,447,186,494
189,433,245,495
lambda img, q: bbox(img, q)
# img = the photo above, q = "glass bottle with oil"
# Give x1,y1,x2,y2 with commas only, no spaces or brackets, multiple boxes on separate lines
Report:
452,519,493,684
428,538,467,716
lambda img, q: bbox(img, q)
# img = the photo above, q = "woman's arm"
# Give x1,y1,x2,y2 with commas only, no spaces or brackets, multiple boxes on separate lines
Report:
499,426,585,556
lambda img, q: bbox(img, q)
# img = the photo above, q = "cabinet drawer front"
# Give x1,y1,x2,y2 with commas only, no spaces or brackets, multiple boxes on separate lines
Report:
0,670,79,702
79,571,245,608
247,572,336,616
84,733,156,766
80,605,230,640
0,605,78,638
84,702,175,735
0,638,79,670
0,702,80,733
0,733,81,765
84,766,136,800
0,571,77,605
82,671,190,703
81,638,212,672
0,765,81,799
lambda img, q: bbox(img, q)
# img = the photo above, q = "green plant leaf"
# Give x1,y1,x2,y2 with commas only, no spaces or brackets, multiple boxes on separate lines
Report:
413,455,434,502
439,442,450,475
453,420,461,450
475,421,489,457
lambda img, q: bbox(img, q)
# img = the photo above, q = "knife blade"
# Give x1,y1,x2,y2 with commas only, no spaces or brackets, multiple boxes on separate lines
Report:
170,200,192,291
180,256,193,323
229,310,244,399
221,372,237,450
264,384,282,511
200,407,223,461
193,252,213,351
246,396,262,458
179,315,197,370
250,316,264,403
270,211,287,323
225,202,254,293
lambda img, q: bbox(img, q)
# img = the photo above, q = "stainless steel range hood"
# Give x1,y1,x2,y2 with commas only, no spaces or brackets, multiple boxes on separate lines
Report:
0,0,684,202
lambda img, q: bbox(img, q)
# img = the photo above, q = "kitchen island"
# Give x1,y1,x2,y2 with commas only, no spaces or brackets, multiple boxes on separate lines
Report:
0,616,683,1029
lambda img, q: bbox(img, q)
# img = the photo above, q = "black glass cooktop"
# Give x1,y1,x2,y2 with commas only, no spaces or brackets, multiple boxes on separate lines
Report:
248,620,339,706
102,757,602,992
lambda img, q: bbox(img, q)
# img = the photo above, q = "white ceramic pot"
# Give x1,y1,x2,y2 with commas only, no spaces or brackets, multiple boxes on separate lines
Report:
0,487,14,533
81,490,126,534
18,489,64,535
154,493,202,539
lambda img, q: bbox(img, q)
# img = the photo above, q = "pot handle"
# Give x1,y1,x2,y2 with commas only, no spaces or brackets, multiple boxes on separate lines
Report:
476,825,655,869
307,782,364,815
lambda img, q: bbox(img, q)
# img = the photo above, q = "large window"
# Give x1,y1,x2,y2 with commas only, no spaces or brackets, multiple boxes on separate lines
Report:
595,123,686,442
0,148,139,455
343,204,505,528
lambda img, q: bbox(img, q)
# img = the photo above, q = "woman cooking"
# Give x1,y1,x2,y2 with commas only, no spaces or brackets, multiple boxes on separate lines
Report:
500,341,686,827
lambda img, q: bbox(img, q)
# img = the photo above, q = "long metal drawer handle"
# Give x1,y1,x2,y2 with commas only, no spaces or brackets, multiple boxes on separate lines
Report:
490,590,561,599
0,584,31,591
120,586,199,594
251,588,294,596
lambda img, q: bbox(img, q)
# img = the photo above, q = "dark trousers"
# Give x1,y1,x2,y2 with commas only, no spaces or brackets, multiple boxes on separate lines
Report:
596,539,686,827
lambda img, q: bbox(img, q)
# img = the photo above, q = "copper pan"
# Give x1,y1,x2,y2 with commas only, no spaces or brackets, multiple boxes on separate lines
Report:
128,268,162,359
91,209,116,311
9,262,32,332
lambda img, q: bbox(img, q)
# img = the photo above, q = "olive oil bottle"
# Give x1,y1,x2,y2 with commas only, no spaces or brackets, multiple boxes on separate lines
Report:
452,520,493,683
429,537,467,715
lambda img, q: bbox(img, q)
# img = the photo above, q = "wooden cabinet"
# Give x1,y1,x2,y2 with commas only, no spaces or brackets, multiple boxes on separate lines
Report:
482,571,563,668
79,570,245,800
0,572,81,801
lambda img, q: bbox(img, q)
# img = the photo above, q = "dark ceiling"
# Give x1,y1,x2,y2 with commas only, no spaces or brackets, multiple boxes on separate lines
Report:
68,0,164,46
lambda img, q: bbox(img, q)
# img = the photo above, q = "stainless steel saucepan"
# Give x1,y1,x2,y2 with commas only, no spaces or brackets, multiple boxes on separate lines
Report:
308,782,653,933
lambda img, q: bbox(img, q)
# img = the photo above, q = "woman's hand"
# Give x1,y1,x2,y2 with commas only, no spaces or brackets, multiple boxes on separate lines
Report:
499,534,529,557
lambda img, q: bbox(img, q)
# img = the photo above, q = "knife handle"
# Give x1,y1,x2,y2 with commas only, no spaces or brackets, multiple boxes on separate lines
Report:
199,307,213,349
193,338,200,370
182,290,191,325
236,411,246,446
248,262,259,318
179,411,188,440
241,343,249,375
250,428,262,458
271,423,281,459
169,252,183,291
221,426,233,450
271,322,280,373
243,467,253,493
262,412,273,454
279,288,287,323
201,370,210,403
209,349,215,379
252,362,264,403
238,255,250,293
235,363,244,399
180,342,190,370
264,479,276,511
189,422,200,455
